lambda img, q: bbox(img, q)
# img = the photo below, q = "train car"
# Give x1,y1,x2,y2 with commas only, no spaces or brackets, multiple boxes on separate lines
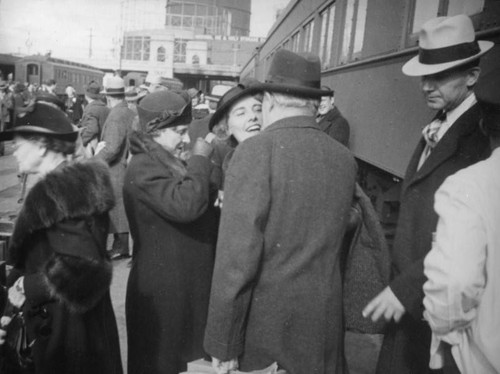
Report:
241,0,500,227
15,55,104,96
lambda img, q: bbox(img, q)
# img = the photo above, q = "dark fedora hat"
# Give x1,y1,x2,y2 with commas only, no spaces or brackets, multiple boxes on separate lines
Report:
85,80,103,100
208,78,261,131
137,90,192,133
0,101,78,142
255,49,332,98
476,68,500,137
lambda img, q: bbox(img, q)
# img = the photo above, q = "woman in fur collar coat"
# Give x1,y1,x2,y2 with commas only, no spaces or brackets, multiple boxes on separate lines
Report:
0,102,122,374
124,90,218,374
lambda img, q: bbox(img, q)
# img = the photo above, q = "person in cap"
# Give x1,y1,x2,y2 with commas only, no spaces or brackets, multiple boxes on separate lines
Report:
204,49,357,374
80,80,110,155
0,101,123,374
362,14,494,374
124,90,218,374
316,85,350,147
95,76,134,260
422,68,500,374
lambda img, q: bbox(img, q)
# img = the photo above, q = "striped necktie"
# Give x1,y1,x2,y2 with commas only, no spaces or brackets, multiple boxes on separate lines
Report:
422,110,446,149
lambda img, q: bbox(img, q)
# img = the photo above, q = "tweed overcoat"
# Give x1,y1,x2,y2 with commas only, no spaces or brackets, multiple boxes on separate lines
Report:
5,160,122,374
123,132,219,374
317,106,350,147
376,103,490,374
95,100,134,233
204,116,357,374
80,99,109,147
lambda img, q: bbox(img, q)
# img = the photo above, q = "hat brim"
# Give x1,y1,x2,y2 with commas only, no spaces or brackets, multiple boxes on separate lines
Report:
402,40,494,76
0,126,79,142
254,82,334,98
208,86,262,131
100,89,125,96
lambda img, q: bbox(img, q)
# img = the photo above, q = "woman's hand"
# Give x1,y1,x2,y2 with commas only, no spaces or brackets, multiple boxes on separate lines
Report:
94,141,106,155
211,356,238,374
8,276,26,309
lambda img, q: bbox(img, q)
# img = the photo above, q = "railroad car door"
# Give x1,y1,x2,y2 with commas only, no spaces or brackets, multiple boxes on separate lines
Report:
26,63,40,85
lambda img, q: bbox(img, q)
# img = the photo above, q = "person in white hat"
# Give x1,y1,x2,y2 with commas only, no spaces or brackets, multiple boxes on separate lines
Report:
362,14,494,374
95,76,135,260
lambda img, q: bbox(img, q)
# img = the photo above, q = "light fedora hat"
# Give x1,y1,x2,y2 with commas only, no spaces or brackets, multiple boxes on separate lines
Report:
101,76,126,95
402,14,494,76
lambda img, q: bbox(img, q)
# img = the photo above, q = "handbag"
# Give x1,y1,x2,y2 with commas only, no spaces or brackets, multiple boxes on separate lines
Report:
1,305,35,373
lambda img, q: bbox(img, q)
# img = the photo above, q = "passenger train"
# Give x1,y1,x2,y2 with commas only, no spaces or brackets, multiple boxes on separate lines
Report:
241,0,500,228
14,55,104,96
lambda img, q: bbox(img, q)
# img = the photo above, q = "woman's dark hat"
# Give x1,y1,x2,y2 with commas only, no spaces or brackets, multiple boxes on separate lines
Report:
209,78,262,131
85,80,103,100
403,15,493,76
0,101,78,142
255,49,333,98
476,68,500,137
137,90,192,133
35,91,66,111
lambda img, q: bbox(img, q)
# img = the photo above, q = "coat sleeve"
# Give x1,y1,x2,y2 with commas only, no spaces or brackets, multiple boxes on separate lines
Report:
132,154,214,223
80,112,100,146
24,218,112,313
204,139,271,360
423,175,486,337
95,112,129,165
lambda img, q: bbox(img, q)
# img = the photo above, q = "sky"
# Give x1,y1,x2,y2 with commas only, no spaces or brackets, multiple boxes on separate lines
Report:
0,0,290,66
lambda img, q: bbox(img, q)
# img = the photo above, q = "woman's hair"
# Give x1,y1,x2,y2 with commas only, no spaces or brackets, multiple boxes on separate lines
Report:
267,92,319,115
18,132,76,155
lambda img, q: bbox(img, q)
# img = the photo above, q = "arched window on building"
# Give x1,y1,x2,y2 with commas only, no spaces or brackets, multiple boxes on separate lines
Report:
192,55,200,64
157,46,166,62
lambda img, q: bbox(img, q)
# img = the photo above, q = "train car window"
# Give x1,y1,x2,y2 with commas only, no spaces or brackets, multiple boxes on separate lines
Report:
340,0,367,64
319,3,336,69
27,64,38,76
411,0,484,35
291,31,300,52
283,40,290,50
303,21,315,53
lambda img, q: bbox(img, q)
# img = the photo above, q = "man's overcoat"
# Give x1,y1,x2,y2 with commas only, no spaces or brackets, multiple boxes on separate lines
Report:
95,100,134,233
204,116,357,374
376,103,490,374
317,106,350,147
123,132,219,374
80,99,109,147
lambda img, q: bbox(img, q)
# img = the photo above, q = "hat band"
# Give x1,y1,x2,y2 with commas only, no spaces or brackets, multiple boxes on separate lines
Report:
266,74,320,89
105,87,125,93
419,41,480,65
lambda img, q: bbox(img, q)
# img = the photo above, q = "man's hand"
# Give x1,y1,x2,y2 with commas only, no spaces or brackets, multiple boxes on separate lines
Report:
362,286,406,323
0,327,6,345
211,356,238,374
95,141,106,155
8,276,26,309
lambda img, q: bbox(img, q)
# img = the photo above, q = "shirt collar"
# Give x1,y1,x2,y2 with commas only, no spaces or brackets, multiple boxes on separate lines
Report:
437,93,477,140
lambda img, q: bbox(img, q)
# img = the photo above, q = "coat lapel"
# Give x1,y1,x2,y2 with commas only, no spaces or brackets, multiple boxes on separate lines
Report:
404,104,481,190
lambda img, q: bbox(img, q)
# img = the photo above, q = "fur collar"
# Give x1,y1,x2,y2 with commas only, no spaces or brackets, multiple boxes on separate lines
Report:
10,159,114,257
129,130,187,177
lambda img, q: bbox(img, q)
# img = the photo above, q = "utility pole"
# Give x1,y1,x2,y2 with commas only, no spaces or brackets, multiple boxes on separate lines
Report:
89,28,93,58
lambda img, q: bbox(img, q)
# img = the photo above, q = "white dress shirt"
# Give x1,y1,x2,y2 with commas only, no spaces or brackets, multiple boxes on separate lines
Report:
423,147,500,374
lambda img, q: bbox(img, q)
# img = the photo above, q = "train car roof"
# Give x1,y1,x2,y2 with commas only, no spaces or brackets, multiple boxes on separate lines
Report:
19,54,103,72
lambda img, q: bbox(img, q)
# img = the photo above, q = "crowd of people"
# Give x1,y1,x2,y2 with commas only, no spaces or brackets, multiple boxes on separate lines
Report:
0,14,499,374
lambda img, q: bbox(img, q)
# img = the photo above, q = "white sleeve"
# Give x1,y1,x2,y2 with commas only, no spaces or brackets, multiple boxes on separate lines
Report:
423,175,487,338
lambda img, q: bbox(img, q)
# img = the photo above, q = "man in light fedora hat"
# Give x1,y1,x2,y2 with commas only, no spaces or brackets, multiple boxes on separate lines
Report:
95,75,135,260
363,14,494,374
204,49,357,374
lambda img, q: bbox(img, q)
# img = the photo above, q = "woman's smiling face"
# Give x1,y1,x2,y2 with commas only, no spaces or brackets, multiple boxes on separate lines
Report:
227,95,262,143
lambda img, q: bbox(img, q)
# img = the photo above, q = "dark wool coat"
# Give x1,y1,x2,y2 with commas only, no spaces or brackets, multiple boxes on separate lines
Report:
204,116,357,374
95,100,134,233
80,99,110,146
123,132,219,374
376,103,490,374
6,160,122,374
317,106,350,147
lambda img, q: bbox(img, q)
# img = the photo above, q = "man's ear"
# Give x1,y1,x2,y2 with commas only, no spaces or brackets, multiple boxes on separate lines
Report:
466,67,481,88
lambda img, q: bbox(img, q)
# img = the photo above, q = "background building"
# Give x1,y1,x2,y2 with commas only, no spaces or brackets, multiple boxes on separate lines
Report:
118,0,261,92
